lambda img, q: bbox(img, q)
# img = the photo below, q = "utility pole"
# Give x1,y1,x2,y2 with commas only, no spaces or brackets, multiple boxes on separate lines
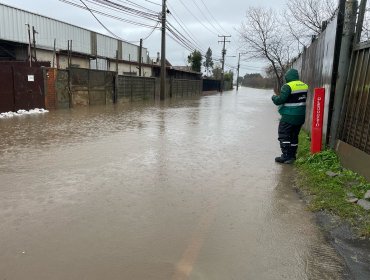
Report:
236,53,241,91
160,0,167,100
218,35,231,92
52,38,56,68
26,24,32,67
32,26,38,62
138,38,143,77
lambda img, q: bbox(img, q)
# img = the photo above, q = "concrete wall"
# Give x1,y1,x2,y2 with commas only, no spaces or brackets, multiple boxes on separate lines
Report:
336,140,370,181
45,68,202,110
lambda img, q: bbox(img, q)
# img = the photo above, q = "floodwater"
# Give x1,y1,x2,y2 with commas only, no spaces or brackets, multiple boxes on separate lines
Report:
0,88,347,279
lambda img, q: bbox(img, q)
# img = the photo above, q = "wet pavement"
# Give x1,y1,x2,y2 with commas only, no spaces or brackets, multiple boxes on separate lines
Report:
0,88,348,279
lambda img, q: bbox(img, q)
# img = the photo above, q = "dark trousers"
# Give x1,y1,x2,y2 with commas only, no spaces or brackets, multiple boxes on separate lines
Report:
278,121,303,158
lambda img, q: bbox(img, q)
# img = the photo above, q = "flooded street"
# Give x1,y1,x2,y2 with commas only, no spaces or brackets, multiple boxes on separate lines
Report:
0,87,347,279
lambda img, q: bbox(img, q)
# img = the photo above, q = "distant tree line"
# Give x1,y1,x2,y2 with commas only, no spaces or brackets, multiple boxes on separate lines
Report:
240,73,274,89
188,47,234,90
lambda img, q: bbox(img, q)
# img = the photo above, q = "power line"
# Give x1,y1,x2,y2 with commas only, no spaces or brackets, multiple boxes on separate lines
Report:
78,0,122,40
167,4,206,53
167,21,205,53
175,0,218,35
89,0,158,20
114,0,158,13
189,0,223,34
59,0,159,28
143,21,160,40
143,0,161,6
197,0,229,34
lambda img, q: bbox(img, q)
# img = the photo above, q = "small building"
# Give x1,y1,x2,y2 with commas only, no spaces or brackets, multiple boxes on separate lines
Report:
152,64,202,80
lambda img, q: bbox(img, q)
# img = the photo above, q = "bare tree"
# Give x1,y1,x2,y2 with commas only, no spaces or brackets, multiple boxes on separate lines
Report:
238,7,291,89
360,2,370,41
283,0,337,47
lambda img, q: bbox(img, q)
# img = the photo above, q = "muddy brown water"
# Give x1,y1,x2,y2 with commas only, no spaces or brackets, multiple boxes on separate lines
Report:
0,88,348,279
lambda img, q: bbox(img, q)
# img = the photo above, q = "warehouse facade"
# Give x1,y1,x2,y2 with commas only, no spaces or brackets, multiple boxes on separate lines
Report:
0,3,153,76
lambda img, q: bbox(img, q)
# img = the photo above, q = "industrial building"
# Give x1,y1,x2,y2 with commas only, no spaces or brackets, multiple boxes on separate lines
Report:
0,3,218,114
0,2,153,76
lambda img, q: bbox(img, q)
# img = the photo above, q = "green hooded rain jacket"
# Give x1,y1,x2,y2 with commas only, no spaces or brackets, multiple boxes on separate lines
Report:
272,69,308,125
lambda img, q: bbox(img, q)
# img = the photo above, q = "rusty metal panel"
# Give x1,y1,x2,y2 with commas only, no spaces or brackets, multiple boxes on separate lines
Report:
0,65,14,112
56,69,70,109
13,66,45,110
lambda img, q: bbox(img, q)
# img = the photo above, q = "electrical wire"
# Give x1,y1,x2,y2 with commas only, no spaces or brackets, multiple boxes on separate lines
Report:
61,0,224,64
89,0,158,20
59,0,158,28
167,21,205,53
143,21,160,40
175,0,218,36
143,0,161,6
197,0,229,34
79,0,122,39
190,0,223,34
167,4,206,53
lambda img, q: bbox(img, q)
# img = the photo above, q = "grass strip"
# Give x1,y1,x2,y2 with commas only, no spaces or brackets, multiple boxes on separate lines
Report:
295,132,370,237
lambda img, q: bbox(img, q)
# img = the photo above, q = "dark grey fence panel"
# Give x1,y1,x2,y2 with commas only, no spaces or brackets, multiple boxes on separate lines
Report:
292,12,339,141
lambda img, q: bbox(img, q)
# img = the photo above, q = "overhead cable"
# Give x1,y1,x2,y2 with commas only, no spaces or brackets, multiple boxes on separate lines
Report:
175,0,218,35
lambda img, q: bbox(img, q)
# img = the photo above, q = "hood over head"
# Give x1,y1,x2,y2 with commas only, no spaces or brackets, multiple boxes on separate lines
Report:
284,68,299,83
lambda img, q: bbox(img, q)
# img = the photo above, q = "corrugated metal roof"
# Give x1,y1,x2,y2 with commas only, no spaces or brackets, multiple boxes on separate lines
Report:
0,3,149,61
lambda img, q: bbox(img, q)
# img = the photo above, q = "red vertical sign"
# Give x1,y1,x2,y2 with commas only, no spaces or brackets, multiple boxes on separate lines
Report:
311,88,325,153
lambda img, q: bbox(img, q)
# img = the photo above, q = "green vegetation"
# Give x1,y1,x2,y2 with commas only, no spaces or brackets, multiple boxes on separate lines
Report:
187,50,203,73
295,132,370,236
203,47,214,77
241,73,274,89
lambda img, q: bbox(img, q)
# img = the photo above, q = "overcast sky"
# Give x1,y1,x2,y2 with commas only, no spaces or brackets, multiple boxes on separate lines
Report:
0,0,287,76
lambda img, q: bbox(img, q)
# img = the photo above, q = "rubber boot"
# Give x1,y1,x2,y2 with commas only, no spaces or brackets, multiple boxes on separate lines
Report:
275,142,295,164
289,145,298,160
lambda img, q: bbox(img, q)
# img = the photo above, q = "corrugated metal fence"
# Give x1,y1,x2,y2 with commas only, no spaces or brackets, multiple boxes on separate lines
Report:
291,11,340,139
339,42,370,154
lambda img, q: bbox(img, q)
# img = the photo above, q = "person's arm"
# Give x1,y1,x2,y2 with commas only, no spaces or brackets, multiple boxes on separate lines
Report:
272,84,291,105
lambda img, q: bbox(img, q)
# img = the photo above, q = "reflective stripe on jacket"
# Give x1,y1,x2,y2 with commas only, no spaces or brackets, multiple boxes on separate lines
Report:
284,81,308,107
278,80,308,117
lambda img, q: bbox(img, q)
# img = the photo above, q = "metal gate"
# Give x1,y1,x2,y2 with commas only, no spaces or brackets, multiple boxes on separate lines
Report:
0,65,14,113
340,43,370,154
0,63,45,112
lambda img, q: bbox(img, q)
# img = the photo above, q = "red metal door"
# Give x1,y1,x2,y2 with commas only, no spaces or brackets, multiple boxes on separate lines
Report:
0,65,14,113
13,66,45,110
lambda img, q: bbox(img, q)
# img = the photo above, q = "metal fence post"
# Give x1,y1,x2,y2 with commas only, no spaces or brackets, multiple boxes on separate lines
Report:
329,0,358,148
